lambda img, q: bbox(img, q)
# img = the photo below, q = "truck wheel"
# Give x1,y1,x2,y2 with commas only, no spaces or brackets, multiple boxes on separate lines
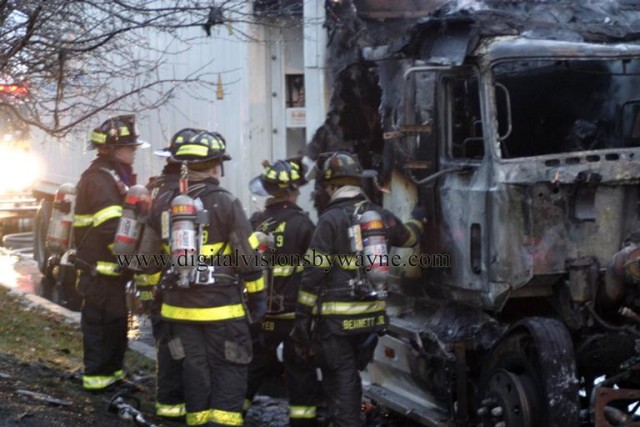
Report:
33,199,52,274
476,318,579,427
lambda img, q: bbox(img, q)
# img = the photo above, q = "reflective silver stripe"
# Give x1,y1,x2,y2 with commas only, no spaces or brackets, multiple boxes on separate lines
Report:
96,261,121,276
156,402,186,417
83,374,117,390
267,312,296,320
73,214,93,227
272,265,304,277
306,249,332,269
246,277,265,293
93,205,123,226
289,405,317,419
319,300,386,315
297,290,317,307
210,409,242,426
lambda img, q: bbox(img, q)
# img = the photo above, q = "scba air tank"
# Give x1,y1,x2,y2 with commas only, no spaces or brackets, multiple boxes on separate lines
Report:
359,210,389,294
170,194,198,287
46,183,77,255
113,185,151,256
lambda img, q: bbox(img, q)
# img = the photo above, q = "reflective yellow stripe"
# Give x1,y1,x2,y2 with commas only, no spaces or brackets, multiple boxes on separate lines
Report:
186,409,211,426
318,300,386,315
138,290,154,301
298,290,317,307
119,126,130,136
403,219,423,246
73,214,93,227
96,261,121,276
177,144,208,158
248,233,259,249
307,249,332,268
93,205,122,227
161,303,246,322
289,405,317,419
211,409,243,426
201,242,232,255
83,374,117,390
245,277,265,293
134,272,161,286
113,370,125,380
272,265,304,277
267,312,296,320
91,131,107,144
156,402,186,417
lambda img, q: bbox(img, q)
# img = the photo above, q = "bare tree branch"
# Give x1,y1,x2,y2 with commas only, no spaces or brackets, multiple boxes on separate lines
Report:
0,0,305,137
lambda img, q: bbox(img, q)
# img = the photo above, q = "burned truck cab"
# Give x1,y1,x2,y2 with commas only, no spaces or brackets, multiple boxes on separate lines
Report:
365,36,640,426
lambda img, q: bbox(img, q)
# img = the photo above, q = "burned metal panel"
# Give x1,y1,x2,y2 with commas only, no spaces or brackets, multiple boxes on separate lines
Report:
476,37,640,68
498,155,640,185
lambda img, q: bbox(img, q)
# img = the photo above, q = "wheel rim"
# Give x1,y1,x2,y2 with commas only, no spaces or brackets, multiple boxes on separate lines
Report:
481,368,540,427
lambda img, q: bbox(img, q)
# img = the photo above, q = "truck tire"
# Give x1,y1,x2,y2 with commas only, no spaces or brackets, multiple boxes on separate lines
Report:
33,198,52,275
476,317,579,427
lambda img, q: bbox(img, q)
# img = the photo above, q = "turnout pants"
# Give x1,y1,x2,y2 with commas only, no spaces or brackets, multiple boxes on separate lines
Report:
247,318,321,426
315,331,378,427
79,274,128,391
173,319,252,426
151,311,185,418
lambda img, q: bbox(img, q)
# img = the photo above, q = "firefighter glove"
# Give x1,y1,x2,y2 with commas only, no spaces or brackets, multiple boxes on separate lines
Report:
247,291,267,324
289,313,314,361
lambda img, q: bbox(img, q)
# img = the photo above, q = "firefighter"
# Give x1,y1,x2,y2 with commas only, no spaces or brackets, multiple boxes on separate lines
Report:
290,151,425,427
245,159,321,426
133,128,203,420
73,115,148,392
141,130,267,426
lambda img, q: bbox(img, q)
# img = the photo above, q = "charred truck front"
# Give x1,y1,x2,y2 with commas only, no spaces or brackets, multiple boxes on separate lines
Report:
307,1,640,426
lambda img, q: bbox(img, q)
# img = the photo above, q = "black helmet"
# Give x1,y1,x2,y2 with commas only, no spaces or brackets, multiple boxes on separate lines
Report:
249,159,306,196
89,115,148,150
321,151,363,183
154,128,203,158
171,130,231,163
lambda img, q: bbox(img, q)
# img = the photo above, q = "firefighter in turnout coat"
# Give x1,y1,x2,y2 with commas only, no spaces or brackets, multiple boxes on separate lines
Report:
290,151,425,427
133,128,203,420
73,115,148,391
141,130,267,426
245,159,322,426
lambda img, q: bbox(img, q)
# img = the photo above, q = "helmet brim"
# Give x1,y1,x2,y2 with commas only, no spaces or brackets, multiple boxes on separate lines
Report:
136,139,151,149
153,147,171,157
249,176,270,197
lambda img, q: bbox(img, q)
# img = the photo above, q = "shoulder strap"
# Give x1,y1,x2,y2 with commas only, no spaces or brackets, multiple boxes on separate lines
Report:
98,167,129,195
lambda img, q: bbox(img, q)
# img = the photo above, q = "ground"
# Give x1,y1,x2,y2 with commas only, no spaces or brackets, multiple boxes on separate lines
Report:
0,286,160,427
0,255,413,427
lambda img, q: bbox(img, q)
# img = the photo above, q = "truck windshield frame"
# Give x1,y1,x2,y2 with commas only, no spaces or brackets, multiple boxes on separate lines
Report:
490,57,640,160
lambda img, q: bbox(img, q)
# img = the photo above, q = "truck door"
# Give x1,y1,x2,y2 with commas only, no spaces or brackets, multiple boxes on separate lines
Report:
435,69,492,306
